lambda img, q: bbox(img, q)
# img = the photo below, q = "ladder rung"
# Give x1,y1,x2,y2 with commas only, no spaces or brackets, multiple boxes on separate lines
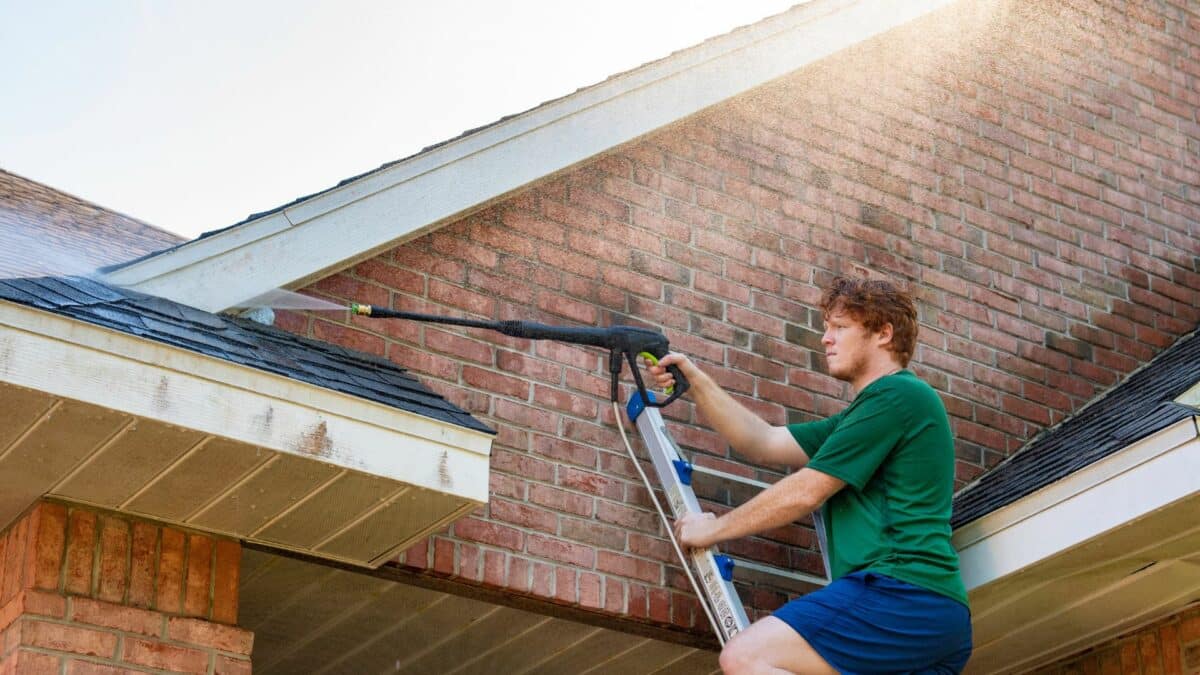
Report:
689,464,831,582
729,557,828,594
689,464,775,505
690,464,772,490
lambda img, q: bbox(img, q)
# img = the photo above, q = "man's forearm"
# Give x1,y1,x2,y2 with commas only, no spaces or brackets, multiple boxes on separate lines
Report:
711,470,821,541
685,366,779,461
678,469,844,548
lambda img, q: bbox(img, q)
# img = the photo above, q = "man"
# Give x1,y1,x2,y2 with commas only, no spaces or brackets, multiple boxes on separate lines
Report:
648,277,972,674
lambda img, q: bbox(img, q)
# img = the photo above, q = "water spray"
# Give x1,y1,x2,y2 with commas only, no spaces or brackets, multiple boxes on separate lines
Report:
350,303,688,408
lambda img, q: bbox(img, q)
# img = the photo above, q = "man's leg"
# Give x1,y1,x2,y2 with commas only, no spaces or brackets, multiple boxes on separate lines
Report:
719,616,839,675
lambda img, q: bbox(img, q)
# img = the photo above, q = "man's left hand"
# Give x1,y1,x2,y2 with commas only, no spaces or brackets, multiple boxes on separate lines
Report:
674,512,722,549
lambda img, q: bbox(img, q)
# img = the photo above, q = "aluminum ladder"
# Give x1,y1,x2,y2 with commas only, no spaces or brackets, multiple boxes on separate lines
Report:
621,393,829,645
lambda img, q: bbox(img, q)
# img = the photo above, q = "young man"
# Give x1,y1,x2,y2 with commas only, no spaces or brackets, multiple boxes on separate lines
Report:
649,277,972,674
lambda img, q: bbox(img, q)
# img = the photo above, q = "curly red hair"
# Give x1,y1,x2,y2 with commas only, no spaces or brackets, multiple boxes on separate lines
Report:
820,277,918,367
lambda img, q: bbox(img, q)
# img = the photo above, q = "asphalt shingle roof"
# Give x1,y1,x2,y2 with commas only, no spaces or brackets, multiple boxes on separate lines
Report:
0,276,493,435
952,327,1200,528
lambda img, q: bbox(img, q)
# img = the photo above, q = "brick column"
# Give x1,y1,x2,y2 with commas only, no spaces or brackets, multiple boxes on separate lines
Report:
0,502,252,674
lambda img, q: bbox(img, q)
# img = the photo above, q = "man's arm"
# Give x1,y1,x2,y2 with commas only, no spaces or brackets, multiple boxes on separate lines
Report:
650,353,810,468
674,468,844,548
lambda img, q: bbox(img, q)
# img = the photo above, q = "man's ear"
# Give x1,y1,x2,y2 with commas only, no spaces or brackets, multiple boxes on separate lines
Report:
876,322,895,347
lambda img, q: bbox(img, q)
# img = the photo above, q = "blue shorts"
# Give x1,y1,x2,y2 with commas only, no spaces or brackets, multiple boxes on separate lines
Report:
773,570,972,674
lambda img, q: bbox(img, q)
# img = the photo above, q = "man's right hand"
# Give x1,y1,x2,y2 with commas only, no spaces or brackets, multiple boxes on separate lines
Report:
646,351,811,469
647,352,695,391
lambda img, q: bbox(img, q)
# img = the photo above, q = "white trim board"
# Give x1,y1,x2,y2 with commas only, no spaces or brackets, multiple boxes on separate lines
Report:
103,0,960,312
0,300,492,503
954,416,1200,590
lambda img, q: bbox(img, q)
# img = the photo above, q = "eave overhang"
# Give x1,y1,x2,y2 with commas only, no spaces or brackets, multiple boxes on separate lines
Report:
954,416,1200,673
0,300,493,568
102,0,959,312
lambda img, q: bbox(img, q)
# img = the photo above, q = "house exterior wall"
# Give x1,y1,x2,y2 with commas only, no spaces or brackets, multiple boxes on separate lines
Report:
1027,605,1200,675
0,503,251,674
280,0,1199,646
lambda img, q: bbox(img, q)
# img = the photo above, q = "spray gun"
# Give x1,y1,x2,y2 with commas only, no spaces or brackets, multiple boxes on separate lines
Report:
350,304,689,407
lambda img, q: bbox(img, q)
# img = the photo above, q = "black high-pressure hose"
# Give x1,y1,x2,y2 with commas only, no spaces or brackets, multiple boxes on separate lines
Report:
350,304,689,407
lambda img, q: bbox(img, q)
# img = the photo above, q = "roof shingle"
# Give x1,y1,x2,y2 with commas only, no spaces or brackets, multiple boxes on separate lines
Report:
0,276,493,435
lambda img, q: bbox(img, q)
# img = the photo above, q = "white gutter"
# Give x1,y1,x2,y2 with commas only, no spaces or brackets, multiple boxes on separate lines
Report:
954,415,1200,590
103,0,960,312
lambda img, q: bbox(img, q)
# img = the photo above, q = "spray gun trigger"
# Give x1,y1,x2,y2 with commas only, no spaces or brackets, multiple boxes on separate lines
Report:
638,351,675,395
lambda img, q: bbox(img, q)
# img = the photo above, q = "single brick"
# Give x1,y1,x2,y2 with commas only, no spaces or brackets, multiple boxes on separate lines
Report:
183,535,213,618
123,638,209,673
1,518,29,604
167,617,253,654
21,620,118,658
11,649,60,675
211,540,240,625
95,517,130,604
63,511,97,597
155,529,185,614
27,503,67,592
22,590,66,619
127,523,158,609
72,597,161,637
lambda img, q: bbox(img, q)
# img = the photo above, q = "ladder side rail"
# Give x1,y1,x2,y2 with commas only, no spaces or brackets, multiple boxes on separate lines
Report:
630,402,751,641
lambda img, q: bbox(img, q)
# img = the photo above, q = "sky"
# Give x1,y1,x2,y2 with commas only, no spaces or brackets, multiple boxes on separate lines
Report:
1,1,801,240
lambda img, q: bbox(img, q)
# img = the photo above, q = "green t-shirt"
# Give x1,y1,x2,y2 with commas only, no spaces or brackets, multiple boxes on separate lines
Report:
788,370,968,606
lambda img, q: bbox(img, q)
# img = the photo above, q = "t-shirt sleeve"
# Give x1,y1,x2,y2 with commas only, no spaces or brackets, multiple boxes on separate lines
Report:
786,413,842,459
804,386,908,491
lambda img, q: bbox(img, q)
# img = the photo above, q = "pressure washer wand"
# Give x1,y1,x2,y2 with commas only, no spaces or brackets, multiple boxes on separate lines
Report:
350,304,688,407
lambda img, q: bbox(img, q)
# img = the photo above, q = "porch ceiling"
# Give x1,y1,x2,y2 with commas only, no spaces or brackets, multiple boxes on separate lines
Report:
965,492,1200,674
239,549,720,675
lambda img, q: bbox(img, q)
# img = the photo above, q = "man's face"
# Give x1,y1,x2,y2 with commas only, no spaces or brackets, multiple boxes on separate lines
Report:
821,309,877,382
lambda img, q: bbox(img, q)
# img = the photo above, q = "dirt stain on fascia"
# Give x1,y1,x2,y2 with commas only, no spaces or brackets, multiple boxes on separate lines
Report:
438,451,452,489
296,420,334,460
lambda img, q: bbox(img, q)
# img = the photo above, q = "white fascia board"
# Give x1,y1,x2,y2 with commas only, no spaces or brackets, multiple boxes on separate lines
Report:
0,301,492,502
103,0,959,312
954,417,1200,590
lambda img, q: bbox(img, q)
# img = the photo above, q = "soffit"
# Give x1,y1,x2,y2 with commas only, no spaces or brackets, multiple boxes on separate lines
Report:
239,548,721,675
964,493,1200,674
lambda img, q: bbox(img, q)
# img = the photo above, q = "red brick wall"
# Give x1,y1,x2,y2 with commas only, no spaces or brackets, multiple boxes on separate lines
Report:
0,503,251,674
278,0,1200,638
1028,605,1200,675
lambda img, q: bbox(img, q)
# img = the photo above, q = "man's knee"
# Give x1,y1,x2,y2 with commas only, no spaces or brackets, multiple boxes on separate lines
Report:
718,639,757,674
